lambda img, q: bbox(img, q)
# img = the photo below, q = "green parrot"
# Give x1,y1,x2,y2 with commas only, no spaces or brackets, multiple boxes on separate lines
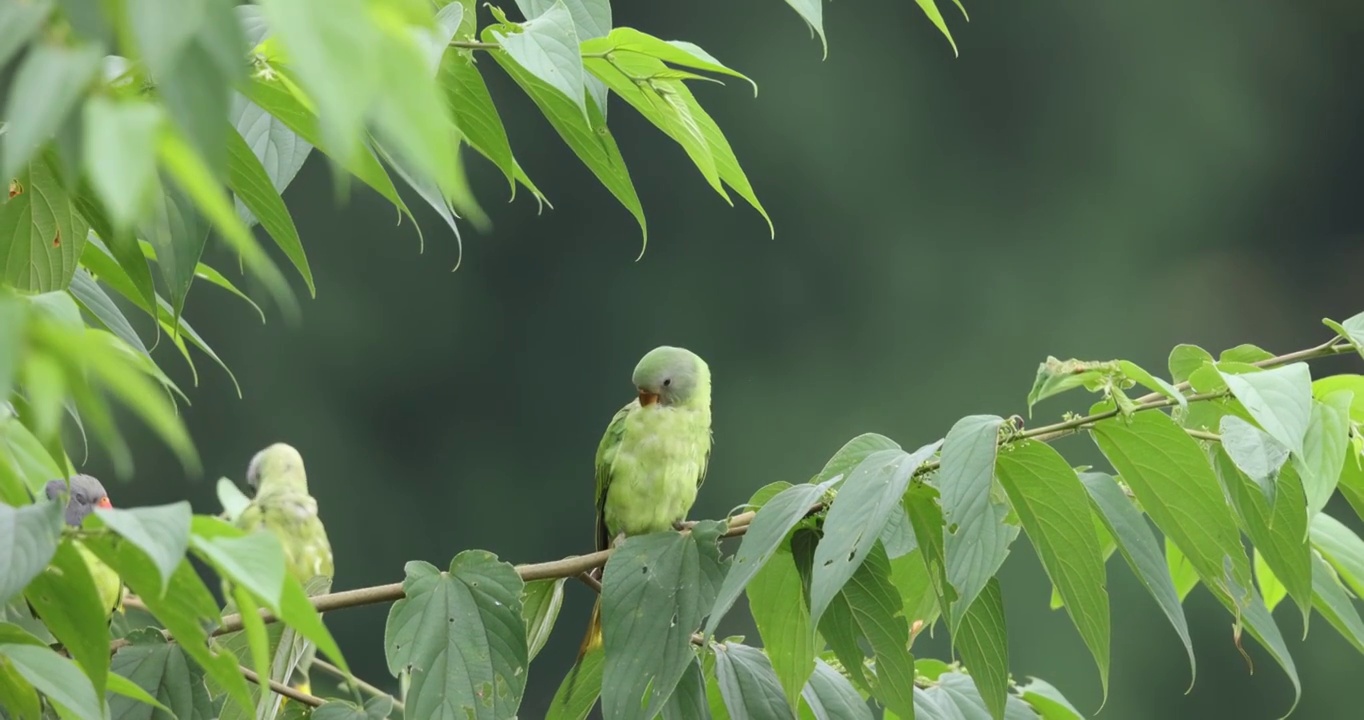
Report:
43,475,123,619
232,442,333,711
566,346,713,698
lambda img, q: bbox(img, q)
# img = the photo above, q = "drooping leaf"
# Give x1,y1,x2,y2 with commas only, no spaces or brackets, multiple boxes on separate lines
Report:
778,0,826,58
600,521,729,720
1165,538,1199,603
81,96,164,230
1,41,102,179
94,502,193,594
437,40,517,190
1308,551,1364,654
0,497,63,606
1299,392,1352,517
21,539,110,698
1309,512,1364,600
954,577,1008,720
936,414,1014,630
1323,312,1364,361
663,655,711,720
225,123,314,295
492,1,588,119
995,440,1109,699
1078,472,1194,684
545,643,603,720
1015,677,1084,720
748,537,815,712
799,657,873,720
1218,415,1291,507
810,441,941,626
904,482,954,636
384,552,527,720
0,155,91,292
1256,548,1288,612
714,642,795,720
0,642,102,720
139,173,211,316
522,577,565,662
707,478,835,637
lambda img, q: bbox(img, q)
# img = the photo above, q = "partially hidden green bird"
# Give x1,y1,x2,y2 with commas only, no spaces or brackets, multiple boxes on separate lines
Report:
231,442,334,712
42,475,123,619
562,345,714,703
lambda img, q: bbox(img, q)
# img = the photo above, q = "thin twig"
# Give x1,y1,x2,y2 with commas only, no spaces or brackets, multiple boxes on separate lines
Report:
311,658,404,713
239,665,324,708
449,40,501,50
576,572,602,594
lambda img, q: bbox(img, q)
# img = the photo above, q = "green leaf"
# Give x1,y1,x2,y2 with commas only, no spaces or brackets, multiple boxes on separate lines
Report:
921,672,1039,720
493,1,588,119
1219,363,1313,456
1078,472,1194,685
663,655,710,720
1222,568,1301,717
1212,448,1313,636
799,657,873,720
95,502,192,594
817,543,916,717
582,30,758,96
0,652,42,720
384,552,528,720
83,537,256,712
546,643,603,720
707,478,836,637
81,96,164,230
0,496,63,606
748,539,814,712
810,441,941,626
437,42,517,189
1168,344,1213,384
106,670,175,716
913,0,959,56
1312,375,1364,425
904,482,954,633
995,440,1109,698
109,628,212,720
0,155,91,292
713,642,795,720
954,577,1008,720
1220,344,1274,364
1219,415,1290,506
68,268,147,357
778,0,826,58
312,696,395,720
229,94,314,226
1309,512,1364,600
0,0,52,69
522,577,565,662
1025,357,1115,414
1309,550,1364,654
191,520,287,607
1299,392,1351,517
157,127,296,316
1165,538,1198,602
484,24,646,242
0,292,26,407
811,433,901,486
1118,360,1187,411
600,521,728,719
0,643,102,720
216,477,252,523
936,415,1014,630
1255,548,1288,612
1,41,102,179
21,539,110,698
1016,677,1084,720
225,123,314,296
1091,412,1250,595
1324,312,1364,361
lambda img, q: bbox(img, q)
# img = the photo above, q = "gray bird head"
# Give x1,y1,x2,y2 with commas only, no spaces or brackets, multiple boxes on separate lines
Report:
44,475,112,526
632,345,710,408
246,442,308,493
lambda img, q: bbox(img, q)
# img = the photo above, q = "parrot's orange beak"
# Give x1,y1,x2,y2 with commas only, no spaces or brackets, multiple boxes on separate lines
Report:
638,391,659,407
96,496,112,509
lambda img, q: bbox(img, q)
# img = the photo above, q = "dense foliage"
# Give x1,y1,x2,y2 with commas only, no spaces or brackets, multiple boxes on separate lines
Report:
5,2,1364,720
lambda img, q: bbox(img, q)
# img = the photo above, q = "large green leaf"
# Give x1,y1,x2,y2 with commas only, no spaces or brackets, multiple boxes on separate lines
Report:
1219,363,1313,456
109,628,213,720
0,496,63,606
817,543,916,718
707,478,835,637
68,268,146,356
995,440,1109,698
225,124,313,296
1309,551,1364,654
600,521,728,719
21,539,110,698
80,96,164,230
1212,448,1312,629
810,433,901,486
799,657,873,720
1016,677,1084,720
437,41,517,190
228,94,314,225
1299,392,1351,516
935,415,1014,630
1309,512,1364,599
778,0,826,57
1078,472,1194,684
663,655,710,720
1219,415,1291,506
955,578,1007,720
96,502,193,593
384,552,528,720
713,642,794,720
492,1,588,119
1,41,101,180
0,647,42,720
0,156,90,292
545,643,603,720
0,642,102,720
748,538,815,712
0,0,52,69
810,441,941,626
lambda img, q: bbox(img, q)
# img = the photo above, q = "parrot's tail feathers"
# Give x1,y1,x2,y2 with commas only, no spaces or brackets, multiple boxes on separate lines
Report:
560,596,603,707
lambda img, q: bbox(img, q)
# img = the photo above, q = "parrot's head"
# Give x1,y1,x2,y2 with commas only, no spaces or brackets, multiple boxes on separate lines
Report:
632,345,710,409
246,442,308,494
44,474,112,526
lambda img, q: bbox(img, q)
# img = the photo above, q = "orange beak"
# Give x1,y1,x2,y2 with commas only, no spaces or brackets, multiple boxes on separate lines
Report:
96,496,112,509
638,391,659,407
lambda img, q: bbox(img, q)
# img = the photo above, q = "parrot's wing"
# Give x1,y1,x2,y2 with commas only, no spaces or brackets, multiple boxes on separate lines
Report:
697,430,712,491
594,401,636,553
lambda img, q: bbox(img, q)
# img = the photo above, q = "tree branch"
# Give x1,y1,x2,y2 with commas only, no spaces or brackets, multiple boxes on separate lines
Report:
239,665,324,708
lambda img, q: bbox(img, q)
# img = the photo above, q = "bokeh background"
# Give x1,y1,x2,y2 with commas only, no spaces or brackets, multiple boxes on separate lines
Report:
88,0,1364,717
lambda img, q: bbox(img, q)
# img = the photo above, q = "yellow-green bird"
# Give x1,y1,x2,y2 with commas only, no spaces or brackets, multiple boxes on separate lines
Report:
43,476,122,619
234,443,333,701
569,346,713,687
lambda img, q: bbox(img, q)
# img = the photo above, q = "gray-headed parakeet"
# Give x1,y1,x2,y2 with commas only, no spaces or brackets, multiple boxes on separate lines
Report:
43,475,123,619
564,346,713,701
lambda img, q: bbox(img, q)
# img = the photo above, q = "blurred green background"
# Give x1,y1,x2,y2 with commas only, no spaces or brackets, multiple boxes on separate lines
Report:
86,1,1364,717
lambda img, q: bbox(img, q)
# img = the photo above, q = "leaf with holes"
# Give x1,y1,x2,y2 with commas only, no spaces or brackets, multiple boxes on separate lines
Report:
0,156,90,292
936,414,1015,630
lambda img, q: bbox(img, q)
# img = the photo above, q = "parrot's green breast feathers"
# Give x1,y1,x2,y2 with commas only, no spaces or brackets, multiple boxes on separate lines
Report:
237,443,333,587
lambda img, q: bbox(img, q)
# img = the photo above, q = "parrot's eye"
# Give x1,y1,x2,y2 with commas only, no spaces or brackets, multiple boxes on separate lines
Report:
74,493,85,504
663,378,672,387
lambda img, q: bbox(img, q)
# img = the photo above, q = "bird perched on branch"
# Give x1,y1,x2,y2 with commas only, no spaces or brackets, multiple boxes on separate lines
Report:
560,345,714,705
230,442,334,716
42,475,123,620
